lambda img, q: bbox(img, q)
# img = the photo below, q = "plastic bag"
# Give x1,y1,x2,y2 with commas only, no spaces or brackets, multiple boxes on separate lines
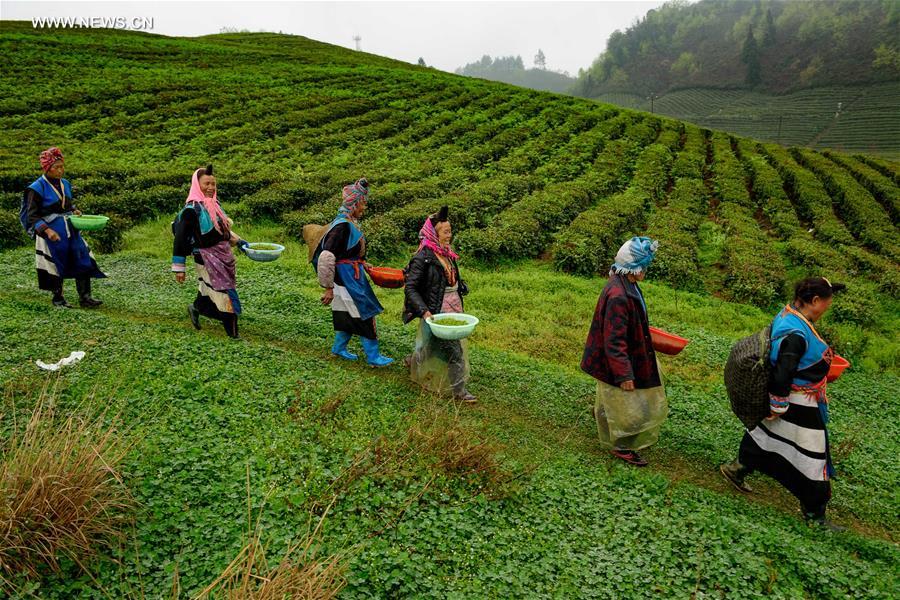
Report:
409,320,470,396
594,366,668,450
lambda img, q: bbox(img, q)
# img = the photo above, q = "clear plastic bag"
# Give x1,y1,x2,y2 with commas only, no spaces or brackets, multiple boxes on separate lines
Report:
409,320,470,396
594,366,668,450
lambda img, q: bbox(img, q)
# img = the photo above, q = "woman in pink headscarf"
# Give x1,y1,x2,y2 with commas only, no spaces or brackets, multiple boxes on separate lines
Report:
402,206,475,403
171,165,249,339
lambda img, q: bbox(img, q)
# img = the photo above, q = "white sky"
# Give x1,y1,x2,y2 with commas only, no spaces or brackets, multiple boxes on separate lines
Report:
1,0,667,75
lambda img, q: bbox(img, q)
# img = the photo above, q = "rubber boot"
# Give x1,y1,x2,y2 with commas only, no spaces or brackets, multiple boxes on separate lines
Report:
804,510,845,532
223,315,241,340
188,304,202,330
76,277,102,308
52,285,70,308
361,337,394,367
331,331,358,361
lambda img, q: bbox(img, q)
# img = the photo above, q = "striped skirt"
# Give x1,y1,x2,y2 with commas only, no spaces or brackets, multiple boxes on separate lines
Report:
739,390,832,514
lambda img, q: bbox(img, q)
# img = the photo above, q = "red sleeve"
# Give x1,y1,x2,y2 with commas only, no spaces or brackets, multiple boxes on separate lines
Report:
603,295,634,383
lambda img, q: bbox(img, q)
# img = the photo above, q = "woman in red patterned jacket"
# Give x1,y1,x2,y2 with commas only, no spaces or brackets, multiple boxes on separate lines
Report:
581,237,667,466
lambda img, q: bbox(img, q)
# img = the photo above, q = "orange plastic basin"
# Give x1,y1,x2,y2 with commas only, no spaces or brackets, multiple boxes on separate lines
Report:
827,355,850,382
649,326,690,356
365,266,405,289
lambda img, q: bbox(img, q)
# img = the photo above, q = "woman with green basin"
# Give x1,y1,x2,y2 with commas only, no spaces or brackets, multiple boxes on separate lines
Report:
22,147,105,308
402,206,476,403
172,164,250,339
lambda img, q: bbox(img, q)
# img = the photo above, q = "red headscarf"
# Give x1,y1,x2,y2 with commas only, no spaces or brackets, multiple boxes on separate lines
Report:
187,168,229,234
40,147,64,172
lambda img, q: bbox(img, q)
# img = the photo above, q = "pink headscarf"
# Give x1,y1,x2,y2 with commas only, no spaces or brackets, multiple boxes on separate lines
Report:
417,216,459,261
187,168,229,234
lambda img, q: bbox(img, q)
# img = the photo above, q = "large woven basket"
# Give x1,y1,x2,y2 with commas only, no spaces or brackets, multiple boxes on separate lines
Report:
724,325,772,429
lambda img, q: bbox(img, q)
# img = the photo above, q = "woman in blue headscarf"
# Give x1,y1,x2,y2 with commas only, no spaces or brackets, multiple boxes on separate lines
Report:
581,236,668,466
315,178,394,367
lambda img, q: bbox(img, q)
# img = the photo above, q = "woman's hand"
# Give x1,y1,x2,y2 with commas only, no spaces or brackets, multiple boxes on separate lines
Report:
321,288,334,305
423,311,433,320
175,272,186,284
73,209,82,216
619,380,635,392
45,229,61,242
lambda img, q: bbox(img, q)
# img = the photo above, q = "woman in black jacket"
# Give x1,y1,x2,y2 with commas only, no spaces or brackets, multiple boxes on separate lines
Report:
403,207,476,403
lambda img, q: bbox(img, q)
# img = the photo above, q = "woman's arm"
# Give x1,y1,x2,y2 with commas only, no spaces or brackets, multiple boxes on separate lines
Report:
172,207,198,276
602,295,634,388
318,224,349,303
404,253,431,319
768,334,806,416
24,189,55,238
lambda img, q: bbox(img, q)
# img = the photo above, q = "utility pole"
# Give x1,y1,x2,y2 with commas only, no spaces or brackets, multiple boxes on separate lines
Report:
353,35,362,51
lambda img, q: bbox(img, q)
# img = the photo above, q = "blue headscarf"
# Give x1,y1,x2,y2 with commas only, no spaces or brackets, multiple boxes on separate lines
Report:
611,236,659,275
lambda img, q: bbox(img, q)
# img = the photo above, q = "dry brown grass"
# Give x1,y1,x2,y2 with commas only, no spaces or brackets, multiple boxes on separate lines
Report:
317,400,526,519
193,471,347,600
0,384,133,583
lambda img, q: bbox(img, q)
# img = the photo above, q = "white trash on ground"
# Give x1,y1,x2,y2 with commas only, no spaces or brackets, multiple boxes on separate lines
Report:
36,351,86,371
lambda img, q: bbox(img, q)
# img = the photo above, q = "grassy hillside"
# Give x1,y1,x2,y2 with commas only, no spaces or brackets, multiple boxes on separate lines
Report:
574,0,900,96
591,82,900,158
0,22,898,597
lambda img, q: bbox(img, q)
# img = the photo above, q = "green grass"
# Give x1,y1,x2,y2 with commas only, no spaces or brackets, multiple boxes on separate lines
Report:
1,219,897,597
1,23,898,598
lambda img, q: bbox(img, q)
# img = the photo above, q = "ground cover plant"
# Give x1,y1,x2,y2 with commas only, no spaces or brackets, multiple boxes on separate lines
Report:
0,22,898,598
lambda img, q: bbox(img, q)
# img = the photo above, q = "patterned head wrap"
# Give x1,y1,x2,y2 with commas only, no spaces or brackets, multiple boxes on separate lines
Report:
40,147,64,172
340,178,369,215
611,236,659,275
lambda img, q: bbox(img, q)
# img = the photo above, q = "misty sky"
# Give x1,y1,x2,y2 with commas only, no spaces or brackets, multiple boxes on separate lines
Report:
2,1,667,75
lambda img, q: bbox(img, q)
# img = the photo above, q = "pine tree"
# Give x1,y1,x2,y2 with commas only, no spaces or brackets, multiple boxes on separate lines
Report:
762,9,776,46
741,25,761,87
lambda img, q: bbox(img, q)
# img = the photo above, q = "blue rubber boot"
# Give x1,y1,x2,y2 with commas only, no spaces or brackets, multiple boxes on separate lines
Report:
331,331,358,361
361,337,394,367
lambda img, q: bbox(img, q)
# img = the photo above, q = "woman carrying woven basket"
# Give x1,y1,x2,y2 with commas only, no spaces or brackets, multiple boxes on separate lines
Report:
581,237,667,466
314,178,393,367
721,277,846,529
402,207,475,403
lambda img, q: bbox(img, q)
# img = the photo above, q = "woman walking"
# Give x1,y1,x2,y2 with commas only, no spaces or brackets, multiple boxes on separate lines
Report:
403,206,475,402
581,237,667,466
172,165,249,339
721,277,846,529
316,178,393,367
23,147,105,307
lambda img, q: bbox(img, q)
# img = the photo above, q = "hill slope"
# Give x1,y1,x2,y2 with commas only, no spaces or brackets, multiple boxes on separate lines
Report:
0,21,898,598
573,0,900,96
590,82,900,158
